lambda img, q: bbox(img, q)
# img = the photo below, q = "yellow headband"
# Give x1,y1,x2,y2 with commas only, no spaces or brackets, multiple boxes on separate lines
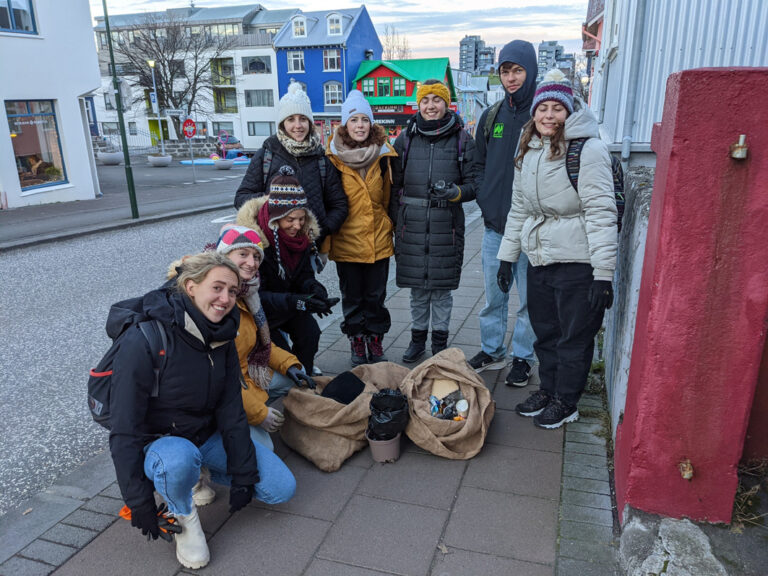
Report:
416,83,451,107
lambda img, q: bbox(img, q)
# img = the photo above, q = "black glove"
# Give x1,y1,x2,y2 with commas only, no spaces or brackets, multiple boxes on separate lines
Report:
497,261,513,294
588,280,614,311
130,500,160,540
291,294,327,313
432,182,462,202
229,484,255,514
286,365,316,389
316,296,340,318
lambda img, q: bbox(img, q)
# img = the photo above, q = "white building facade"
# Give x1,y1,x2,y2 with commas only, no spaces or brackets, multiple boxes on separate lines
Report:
0,0,101,209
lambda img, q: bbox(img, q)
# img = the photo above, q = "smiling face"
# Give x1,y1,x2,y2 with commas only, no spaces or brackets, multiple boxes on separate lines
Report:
499,62,527,95
533,101,568,137
278,209,306,237
185,266,240,323
226,247,260,282
418,93,447,121
282,114,311,142
346,113,371,143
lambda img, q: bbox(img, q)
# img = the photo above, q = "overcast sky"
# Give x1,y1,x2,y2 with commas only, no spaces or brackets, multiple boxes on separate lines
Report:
90,0,588,65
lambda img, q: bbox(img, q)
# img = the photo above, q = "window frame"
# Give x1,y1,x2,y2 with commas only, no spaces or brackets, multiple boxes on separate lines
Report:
327,14,342,36
241,55,271,75
244,89,274,108
323,82,343,106
392,78,406,97
0,0,37,34
377,77,391,97
247,121,276,137
286,50,305,73
292,16,306,38
323,49,341,72
361,78,375,97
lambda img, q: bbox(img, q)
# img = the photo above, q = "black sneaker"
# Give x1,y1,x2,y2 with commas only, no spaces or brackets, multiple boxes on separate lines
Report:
515,390,551,417
505,358,532,387
468,351,507,373
533,397,579,429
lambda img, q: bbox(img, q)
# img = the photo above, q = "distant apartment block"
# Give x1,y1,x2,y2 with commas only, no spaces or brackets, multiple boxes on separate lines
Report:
459,35,496,73
537,40,576,84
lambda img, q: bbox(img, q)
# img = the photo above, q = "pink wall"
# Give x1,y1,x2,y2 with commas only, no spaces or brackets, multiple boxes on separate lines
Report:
614,68,768,524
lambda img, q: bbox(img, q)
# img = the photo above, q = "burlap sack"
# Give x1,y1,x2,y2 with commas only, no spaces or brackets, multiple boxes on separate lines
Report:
280,362,410,472
400,347,495,459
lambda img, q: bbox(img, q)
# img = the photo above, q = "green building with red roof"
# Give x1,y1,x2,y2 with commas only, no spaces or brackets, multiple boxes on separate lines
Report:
352,57,457,137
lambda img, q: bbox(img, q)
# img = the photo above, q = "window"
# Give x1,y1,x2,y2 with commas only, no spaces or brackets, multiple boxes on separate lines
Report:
212,122,234,138
107,62,138,76
0,0,36,33
102,122,119,135
103,93,114,111
292,17,306,38
170,60,185,77
98,32,108,49
377,78,390,97
213,88,237,113
361,79,375,97
128,122,137,135
287,51,304,73
324,82,343,106
247,121,275,137
245,89,274,107
6,100,66,190
241,55,271,74
211,58,235,86
210,23,238,37
327,15,341,35
323,49,341,71
392,78,406,97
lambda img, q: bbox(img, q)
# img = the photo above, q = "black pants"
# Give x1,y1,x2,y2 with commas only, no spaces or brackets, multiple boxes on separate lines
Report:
336,258,391,337
527,262,606,406
269,311,321,374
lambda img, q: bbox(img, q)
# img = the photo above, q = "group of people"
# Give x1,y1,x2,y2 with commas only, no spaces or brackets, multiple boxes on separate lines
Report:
105,38,618,568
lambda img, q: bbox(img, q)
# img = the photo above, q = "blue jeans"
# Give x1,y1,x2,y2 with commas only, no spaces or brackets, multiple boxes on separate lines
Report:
410,288,453,332
143,429,296,516
479,227,536,361
248,371,295,451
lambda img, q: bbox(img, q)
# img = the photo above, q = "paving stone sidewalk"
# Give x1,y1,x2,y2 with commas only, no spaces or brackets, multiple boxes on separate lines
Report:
0,211,620,576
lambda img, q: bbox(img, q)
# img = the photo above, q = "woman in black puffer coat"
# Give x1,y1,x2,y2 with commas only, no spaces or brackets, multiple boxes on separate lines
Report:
390,79,480,363
234,82,348,259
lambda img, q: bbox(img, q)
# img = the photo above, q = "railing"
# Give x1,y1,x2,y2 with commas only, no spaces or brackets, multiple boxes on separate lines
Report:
233,32,274,47
95,125,159,155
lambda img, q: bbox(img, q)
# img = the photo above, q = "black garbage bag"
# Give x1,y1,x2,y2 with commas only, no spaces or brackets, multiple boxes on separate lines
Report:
367,389,410,441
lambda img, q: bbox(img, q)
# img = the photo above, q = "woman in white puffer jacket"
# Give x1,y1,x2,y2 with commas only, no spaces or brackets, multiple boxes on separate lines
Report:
497,69,617,430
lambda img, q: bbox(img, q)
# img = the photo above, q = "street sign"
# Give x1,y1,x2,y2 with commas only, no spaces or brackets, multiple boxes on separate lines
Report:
165,109,185,116
150,91,159,114
182,118,197,139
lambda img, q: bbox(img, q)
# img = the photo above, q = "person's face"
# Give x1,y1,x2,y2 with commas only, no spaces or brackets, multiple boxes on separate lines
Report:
346,113,371,142
278,209,306,237
283,115,311,142
533,101,568,137
226,247,260,281
418,93,447,120
185,266,239,323
499,62,527,94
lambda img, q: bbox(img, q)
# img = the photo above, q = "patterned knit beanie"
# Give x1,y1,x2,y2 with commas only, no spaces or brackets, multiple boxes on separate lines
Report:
267,166,309,227
215,225,265,260
277,81,314,125
531,69,574,115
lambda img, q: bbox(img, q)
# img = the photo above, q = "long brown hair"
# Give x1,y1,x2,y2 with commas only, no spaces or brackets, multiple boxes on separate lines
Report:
336,122,387,149
514,118,567,169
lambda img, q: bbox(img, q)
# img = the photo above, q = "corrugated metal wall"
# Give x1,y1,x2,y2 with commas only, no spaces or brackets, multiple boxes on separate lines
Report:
594,0,768,145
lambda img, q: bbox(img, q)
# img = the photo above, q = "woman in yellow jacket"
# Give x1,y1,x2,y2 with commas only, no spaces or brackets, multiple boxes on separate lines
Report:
326,90,398,366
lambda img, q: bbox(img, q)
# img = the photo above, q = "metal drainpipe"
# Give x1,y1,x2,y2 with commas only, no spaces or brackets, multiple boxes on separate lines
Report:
621,0,647,171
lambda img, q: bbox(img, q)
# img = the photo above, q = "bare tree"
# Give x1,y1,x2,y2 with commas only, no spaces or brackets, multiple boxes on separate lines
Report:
110,11,237,137
381,24,412,60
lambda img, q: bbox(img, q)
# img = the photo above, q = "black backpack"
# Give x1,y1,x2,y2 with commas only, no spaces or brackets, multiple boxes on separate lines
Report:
565,137,626,233
87,302,168,430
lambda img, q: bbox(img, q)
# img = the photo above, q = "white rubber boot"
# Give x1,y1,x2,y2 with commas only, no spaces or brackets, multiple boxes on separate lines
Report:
191,467,216,506
174,504,210,569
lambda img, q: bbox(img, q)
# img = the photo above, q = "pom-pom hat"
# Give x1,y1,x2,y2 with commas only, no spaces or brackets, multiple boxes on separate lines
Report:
531,69,574,115
216,225,265,260
277,81,314,125
267,166,311,227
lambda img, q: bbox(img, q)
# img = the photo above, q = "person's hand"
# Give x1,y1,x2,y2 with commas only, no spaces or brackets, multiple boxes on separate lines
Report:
286,365,316,389
432,182,462,202
497,261,513,293
130,500,160,540
229,484,255,514
259,407,285,432
315,297,340,318
588,280,614,311
292,294,326,313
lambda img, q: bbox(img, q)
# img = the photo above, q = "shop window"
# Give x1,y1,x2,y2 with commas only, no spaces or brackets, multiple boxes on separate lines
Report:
0,0,36,34
247,121,275,137
6,100,67,191
242,56,271,74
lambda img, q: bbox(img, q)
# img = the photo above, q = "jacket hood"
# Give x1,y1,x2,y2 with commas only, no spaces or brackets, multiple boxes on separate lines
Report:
236,196,320,241
498,40,538,108
105,289,179,340
563,97,599,141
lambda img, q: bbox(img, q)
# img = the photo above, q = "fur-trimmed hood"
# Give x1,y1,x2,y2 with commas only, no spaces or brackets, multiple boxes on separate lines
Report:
236,196,320,242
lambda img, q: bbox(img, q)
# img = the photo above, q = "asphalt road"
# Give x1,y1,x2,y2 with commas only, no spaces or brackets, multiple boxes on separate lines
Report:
0,208,343,517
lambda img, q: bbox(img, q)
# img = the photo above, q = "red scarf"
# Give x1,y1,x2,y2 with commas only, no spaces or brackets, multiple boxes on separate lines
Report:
257,202,310,274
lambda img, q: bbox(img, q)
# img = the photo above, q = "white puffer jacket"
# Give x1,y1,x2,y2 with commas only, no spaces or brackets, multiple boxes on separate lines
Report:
497,98,617,280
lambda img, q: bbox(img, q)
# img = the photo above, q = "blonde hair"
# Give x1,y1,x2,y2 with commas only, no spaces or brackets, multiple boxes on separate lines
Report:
174,252,240,294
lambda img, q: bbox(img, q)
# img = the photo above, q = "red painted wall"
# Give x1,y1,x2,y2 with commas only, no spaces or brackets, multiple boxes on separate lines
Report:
742,336,768,460
614,68,768,524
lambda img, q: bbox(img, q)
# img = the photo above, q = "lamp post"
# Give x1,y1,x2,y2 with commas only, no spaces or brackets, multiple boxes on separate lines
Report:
147,59,166,156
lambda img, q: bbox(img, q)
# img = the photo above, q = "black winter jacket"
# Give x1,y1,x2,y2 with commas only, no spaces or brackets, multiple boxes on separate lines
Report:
233,135,348,245
107,289,259,510
390,112,481,290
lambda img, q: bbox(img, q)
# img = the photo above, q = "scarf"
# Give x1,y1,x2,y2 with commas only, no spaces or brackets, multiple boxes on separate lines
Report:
415,112,456,140
178,292,239,345
332,131,380,178
257,201,310,279
276,129,322,157
238,276,273,389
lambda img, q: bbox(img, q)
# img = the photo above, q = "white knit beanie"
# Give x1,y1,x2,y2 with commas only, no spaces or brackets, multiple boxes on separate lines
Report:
277,81,314,125
341,89,373,125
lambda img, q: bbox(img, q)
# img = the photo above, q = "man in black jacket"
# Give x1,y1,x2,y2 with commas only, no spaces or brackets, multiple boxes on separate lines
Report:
469,40,538,386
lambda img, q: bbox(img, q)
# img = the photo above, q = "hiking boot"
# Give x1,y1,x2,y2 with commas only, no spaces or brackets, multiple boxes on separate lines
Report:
505,357,533,387
468,351,507,373
350,334,368,366
515,390,551,417
191,467,216,507
402,329,428,363
533,396,579,429
431,330,449,355
366,334,387,363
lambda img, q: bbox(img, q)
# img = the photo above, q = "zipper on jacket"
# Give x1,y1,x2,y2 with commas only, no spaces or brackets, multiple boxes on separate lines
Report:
424,143,435,285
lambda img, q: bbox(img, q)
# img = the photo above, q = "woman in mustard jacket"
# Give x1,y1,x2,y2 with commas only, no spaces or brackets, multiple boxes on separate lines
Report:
326,90,398,366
